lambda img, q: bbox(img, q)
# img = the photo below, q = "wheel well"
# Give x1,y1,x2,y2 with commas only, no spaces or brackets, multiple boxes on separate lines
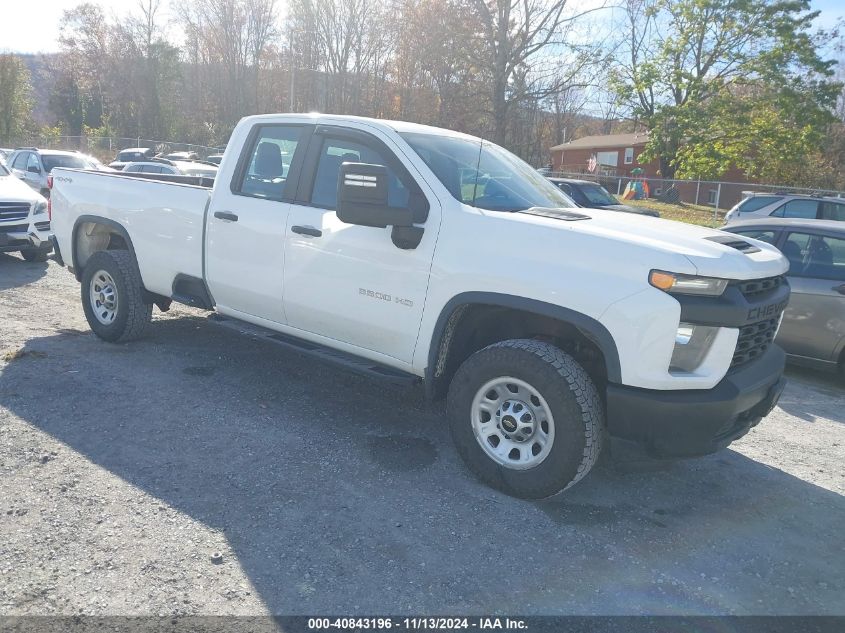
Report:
430,304,610,400
73,221,131,276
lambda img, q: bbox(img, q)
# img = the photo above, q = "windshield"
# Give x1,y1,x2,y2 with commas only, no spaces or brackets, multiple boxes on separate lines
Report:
579,183,618,206
42,154,88,172
400,132,575,212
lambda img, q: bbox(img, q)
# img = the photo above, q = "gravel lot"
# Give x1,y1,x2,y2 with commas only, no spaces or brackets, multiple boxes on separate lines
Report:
1,253,844,616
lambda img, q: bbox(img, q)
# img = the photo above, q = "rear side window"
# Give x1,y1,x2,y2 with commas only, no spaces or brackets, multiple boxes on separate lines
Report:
309,137,409,210
235,125,304,201
771,199,818,219
781,232,845,281
820,200,845,222
737,196,782,213
27,154,40,172
124,165,141,172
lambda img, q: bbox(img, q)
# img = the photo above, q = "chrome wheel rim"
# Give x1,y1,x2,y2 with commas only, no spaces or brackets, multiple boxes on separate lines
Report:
89,270,118,325
471,376,555,470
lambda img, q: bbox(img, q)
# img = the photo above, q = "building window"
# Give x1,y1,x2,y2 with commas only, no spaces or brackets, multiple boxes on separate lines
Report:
707,189,718,205
624,147,634,164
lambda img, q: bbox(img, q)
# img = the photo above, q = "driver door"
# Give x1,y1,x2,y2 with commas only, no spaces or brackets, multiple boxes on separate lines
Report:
282,126,441,363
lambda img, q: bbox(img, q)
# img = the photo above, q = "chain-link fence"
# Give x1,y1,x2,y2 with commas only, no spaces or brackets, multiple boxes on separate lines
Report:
1,136,223,162
551,166,845,214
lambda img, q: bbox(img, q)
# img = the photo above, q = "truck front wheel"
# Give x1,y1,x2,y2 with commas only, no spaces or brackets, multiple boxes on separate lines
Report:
80,250,152,342
447,339,604,498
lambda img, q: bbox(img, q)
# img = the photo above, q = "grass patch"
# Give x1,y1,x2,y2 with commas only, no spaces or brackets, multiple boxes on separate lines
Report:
616,197,725,227
1,349,48,362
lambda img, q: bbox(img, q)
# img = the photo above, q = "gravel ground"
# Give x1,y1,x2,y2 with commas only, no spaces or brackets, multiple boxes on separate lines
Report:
1,253,844,616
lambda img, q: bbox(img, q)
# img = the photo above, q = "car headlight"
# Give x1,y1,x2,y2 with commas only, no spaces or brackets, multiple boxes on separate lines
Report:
670,323,719,372
33,201,48,216
649,270,728,296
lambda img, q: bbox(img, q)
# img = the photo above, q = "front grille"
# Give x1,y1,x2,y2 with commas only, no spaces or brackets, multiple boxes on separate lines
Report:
735,275,785,299
0,223,29,234
0,202,30,223
732,317,779,367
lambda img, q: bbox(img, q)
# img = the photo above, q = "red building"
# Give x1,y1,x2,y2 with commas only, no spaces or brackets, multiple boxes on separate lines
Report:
549,132,755,209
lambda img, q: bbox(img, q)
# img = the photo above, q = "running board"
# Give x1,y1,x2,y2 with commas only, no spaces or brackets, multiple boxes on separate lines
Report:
208,314,420,387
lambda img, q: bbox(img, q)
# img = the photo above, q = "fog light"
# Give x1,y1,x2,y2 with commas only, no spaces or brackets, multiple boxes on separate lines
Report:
670,322,719,372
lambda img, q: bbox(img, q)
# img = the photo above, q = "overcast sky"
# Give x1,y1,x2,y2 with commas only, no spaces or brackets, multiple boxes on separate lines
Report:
1,0,843,55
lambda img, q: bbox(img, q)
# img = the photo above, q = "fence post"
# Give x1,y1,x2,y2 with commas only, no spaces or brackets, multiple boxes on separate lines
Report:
714,183,722,222
695,178,700,206
617,178,622,195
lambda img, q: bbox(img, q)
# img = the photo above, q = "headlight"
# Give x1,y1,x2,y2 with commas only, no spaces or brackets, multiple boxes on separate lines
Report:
670,323,719,372
650,270,728,296
33,201,48,216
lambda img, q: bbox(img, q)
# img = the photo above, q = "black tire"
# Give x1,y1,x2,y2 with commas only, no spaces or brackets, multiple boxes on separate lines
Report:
20,247,50,262
80,250,152,342
447,339,604,499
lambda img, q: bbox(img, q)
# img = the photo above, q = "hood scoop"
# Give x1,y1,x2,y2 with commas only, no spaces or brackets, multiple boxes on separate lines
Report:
705,234,761,254
519,207,591,222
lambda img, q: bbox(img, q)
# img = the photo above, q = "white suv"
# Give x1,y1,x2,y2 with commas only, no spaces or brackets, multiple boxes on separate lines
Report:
0,160,51,261
724,193,845,224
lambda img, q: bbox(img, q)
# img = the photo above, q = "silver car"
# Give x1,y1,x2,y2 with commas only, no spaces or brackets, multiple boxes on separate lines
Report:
724,192,845,224
724,218,845,379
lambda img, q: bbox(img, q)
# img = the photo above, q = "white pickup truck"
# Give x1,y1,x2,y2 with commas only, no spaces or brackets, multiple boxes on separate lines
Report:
50,113,791,498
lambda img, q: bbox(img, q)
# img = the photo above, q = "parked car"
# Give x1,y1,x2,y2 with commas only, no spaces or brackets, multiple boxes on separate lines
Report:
724,218,845,378
6,148,90,197
724,192,845,224
160,151,199,161
0,159,52,261
0,148,13,162
548,177,660,217
109,147,156,170
206,153,225,165
50,113,789,499
79,154,115,172
122,158,218,178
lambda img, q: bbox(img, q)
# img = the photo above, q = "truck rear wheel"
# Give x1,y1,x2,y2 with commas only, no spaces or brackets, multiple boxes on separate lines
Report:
447,339,603,498
80,250,152,342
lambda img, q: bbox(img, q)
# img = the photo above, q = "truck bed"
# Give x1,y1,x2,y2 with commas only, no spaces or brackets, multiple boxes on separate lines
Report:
50,169,212,297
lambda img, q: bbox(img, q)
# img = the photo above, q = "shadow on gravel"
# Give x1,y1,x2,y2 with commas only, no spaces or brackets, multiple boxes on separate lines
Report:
2,316,845,615
777,366,844,424
0,252,48,291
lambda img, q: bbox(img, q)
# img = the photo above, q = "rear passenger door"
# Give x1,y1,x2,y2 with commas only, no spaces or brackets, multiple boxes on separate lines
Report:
205,123,312,324
776,230,845,362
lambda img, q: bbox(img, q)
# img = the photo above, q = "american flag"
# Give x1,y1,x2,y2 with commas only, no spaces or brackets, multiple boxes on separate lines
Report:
587,155,597,173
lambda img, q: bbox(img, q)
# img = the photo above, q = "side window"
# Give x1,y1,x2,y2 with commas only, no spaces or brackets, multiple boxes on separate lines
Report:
820,201,845,222
310,137,410,210
12,153,28,169
733,230,778,245
771,199,818,219
125,165,140,172
235,125,304,201
782,232,845,280
556,182,572,194
624,147,634,164
27,154,41,172
737,196,783,213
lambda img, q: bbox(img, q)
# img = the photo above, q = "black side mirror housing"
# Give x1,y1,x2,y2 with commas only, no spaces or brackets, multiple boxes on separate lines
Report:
336,163,414,228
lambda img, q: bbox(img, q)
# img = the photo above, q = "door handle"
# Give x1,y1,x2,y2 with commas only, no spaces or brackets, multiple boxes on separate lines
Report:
213,211,238,222
834,283,845,296
291,225,322,238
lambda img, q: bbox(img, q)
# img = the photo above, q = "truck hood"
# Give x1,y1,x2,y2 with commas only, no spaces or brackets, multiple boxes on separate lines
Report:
513,206,788,280
0,173,43,204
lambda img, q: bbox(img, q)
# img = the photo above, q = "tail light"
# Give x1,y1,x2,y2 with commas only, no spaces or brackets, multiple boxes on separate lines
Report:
47,175,53,220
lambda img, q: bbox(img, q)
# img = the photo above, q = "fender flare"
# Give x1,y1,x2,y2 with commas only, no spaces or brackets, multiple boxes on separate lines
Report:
425,292,622,385
71,215,138,281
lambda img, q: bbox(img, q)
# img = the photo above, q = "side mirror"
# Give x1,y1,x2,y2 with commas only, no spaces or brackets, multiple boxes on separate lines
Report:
336,163,413,228
27,165,41,175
